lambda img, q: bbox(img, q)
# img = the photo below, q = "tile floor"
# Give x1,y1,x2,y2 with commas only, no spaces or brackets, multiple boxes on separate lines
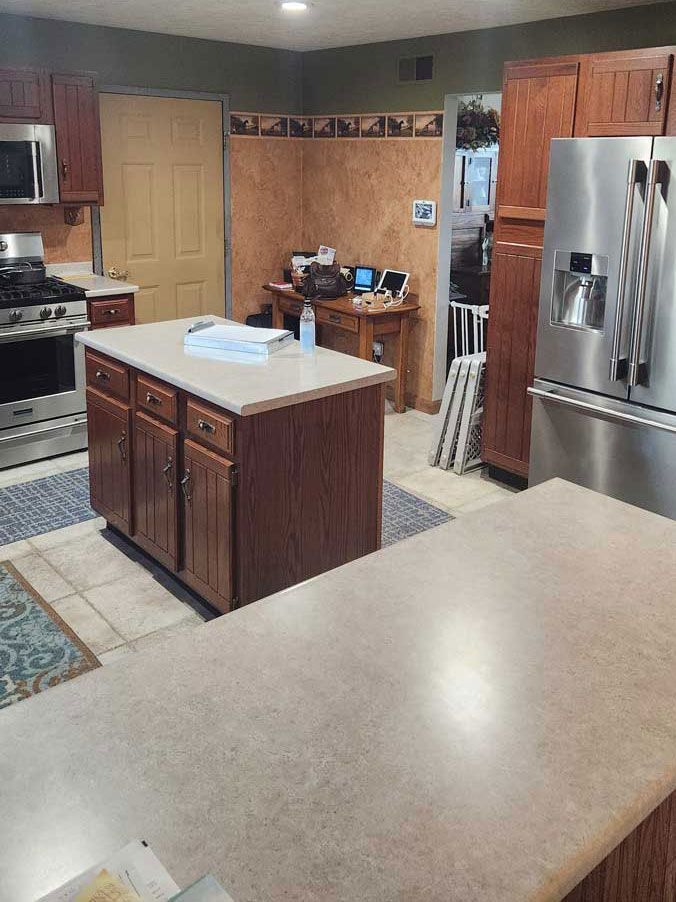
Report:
0,404,518,665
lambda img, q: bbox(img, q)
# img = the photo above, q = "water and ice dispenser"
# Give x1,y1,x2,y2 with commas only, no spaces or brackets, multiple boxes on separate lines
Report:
550,251,608,332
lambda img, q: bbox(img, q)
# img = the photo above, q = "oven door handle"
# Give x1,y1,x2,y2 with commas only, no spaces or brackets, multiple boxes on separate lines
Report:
0,321,91,342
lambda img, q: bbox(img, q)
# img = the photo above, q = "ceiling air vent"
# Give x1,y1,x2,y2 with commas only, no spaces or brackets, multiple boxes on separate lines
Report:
397,54,435,85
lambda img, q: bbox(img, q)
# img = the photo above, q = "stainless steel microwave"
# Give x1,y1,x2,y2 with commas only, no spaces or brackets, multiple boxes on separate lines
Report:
0,123,59,204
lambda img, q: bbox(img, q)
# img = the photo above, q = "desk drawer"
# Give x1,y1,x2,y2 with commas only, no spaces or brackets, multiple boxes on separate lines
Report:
85,350,129,401
279,297,304,318
89,295,133,328
186,397,235,457
316,306,359,334
136,373,178,425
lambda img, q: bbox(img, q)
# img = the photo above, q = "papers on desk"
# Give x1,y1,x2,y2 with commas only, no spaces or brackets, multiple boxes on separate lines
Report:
184,321,294,357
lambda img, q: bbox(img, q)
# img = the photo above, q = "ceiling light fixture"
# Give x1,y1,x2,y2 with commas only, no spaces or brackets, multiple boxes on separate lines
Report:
280,1,308,10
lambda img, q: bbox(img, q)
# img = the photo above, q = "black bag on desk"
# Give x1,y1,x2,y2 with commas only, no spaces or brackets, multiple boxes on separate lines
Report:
302,262,349,300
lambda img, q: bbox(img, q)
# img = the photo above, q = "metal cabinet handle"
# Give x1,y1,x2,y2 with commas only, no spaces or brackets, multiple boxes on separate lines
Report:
95,369,111,382
117,431,127,461
180,470,192,503
609,159,645,382
197,418,216,434
162,456,174,492
329,313,341,323
145,391,161,406
61,159,69,178
628,158,661,386
104,308,120,316
656,73,664,112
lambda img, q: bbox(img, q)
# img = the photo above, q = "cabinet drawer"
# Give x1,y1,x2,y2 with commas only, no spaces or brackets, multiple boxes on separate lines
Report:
186,398,235,456
279,297,304,318
136,374,178,425
89,296,133,328
315,306,359,334
85,350,129,401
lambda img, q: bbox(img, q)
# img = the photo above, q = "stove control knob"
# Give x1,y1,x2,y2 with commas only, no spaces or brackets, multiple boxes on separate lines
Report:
54,305,67,318
40,306,53,320
9,309,22,323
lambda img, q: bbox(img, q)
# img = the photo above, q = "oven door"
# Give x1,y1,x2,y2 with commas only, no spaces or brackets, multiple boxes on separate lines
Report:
0,319,89,430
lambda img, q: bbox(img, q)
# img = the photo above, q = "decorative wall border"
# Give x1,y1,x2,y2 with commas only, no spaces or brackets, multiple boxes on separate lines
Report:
231,111,444,139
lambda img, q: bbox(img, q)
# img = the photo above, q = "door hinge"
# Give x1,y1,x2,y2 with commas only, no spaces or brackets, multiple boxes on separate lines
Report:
224,237,231,253
223,132,229,150
230,466,239,487
231,596,239,609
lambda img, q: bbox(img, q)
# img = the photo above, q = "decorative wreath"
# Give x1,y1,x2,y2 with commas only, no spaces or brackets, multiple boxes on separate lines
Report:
456,95,500,151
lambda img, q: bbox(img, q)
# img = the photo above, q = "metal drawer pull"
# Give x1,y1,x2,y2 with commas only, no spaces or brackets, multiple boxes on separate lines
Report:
145,391,162,406
163,456,174,492
104,308,120,316
656,73,664,111
180,470,192,503
197,418,216,434
95,369,111,381
61,159,69,178
329,313,341,323
117,431,127,461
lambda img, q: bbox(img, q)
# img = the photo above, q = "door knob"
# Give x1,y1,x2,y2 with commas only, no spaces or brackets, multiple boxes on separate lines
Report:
107,267,129,281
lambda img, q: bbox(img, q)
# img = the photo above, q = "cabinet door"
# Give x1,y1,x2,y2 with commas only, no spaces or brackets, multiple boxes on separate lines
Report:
575,51,672,137
481,248,541,478
180,439,234,614
86,388,132,534
133,411,179,570
0,68,51,122
52,74,103,203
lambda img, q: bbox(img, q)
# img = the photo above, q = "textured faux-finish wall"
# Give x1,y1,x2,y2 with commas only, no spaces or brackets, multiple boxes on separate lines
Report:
0,206,92,264
302,1,676,113
301,139,442,410
0,13,302,113
230,137,303,323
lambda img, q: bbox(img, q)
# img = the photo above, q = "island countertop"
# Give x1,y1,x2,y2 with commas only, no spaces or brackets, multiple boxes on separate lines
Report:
2,480,676,901
77,316,395,416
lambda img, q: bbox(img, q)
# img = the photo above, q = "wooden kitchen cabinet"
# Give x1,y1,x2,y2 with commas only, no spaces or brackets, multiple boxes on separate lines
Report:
575,49,673,137
51,73,104,204
86,388,132,535
0,67,52,122
88,294,135,330
132,411,179,571
179,439,235,613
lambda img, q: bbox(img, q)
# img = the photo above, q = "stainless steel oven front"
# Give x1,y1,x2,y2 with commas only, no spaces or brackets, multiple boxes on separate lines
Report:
0,123,60,204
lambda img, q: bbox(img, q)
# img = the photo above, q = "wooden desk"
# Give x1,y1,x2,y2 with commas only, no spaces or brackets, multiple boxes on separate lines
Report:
264,284,419,413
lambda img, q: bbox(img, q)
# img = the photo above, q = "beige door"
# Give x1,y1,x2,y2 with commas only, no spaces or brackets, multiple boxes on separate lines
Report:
99,94,225,324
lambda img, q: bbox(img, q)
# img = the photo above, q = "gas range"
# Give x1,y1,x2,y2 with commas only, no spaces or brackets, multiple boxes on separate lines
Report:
0,275,86,315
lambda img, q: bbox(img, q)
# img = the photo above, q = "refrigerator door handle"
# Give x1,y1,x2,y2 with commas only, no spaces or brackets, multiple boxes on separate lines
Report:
528,386,676,435
627,158,662,387
609,159,646,382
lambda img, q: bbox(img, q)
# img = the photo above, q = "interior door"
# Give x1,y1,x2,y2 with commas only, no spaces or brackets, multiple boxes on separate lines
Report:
630,137,676,413
535,137,653,399
99,93,225,324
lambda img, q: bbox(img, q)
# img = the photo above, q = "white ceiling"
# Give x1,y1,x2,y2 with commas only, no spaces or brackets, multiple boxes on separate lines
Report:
0,0,665,52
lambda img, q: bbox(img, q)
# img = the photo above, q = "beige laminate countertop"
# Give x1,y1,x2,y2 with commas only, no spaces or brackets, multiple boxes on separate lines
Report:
45,264,139,298
77,316,394,416
1,480,676,900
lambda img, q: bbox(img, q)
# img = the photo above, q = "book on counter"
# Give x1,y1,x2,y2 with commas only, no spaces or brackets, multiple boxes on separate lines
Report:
184,320,294,356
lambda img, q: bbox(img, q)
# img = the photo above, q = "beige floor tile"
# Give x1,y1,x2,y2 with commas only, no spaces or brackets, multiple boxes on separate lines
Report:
98,644,137,665
55,450,90,473
393,465,504,513
0,459,60,488
51,594,125,655
453,488,515,516
85,571,203,641
11,553,75,602
133,617,205,653
41,531,142,591
29,517,106,552
0,539,34,561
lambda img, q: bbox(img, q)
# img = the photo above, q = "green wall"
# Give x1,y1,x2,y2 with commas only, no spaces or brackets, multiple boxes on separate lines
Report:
302,2,674,113
0,13,303,112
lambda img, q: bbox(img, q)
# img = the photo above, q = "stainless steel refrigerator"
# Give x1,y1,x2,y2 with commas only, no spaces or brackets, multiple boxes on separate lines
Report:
529,137,676,519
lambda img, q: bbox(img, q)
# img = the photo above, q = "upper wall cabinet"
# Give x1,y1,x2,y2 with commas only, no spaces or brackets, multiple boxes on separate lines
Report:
574,50,673,136
52,73,104,204
0,67,52,123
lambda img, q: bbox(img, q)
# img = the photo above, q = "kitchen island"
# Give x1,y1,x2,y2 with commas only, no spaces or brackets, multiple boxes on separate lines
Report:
2,480,676,901
77,317,394,611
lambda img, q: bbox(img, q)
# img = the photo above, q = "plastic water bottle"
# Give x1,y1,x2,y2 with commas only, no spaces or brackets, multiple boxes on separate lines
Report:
300,301,316,354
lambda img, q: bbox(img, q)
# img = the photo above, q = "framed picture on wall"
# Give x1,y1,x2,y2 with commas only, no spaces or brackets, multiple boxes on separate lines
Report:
360,115,386,138
231,113,260,136
260,115,289,137
387,114,414,138
289,116,313,138
336,116,360,137
412,199,437,226
313,116,337,138
414,112,444,138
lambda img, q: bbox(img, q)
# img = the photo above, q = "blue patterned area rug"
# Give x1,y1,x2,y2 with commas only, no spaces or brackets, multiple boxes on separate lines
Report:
0,561,100,709
0,468,96,546
382,480,451,546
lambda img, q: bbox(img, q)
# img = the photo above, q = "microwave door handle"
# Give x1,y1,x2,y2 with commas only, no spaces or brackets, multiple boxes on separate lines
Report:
30,141,42,200
609,159,645,381
627,158,661,387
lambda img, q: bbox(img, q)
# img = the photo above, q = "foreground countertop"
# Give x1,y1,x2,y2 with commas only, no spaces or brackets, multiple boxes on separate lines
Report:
77,316,395,416
2,480,676,901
